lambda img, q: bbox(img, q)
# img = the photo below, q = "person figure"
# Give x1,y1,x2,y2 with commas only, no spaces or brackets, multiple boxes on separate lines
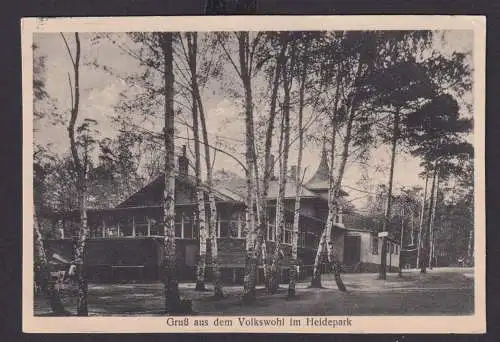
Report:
63,263,77,285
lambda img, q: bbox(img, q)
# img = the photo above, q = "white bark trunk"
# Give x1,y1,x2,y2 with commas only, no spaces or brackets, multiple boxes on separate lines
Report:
416,173,429,268
161,32,181,313
34,212,68,315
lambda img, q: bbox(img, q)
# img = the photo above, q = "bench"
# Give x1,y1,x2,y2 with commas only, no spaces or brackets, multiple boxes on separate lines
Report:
111,265,145,281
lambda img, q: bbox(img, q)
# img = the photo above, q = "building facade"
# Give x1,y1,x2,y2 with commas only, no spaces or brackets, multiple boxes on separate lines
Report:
42,147,400,283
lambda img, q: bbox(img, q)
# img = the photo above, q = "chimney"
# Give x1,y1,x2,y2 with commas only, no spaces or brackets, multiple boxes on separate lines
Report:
289,165,297,181
269,154,276,180
178,145,188,177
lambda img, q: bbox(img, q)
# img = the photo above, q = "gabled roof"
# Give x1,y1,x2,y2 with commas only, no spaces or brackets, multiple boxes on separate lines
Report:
116,172,235,208
212,170,321,201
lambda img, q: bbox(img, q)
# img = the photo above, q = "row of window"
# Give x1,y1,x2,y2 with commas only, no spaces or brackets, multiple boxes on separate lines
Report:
372,237,399,255
90,215,317,246
266,223,313,247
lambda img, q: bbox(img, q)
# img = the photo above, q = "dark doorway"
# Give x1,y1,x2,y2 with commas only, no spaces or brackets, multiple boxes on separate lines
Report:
344,235,361,265
185,245,198,267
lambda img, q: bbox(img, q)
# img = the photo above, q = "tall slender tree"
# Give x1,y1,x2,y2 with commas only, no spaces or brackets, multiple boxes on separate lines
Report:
310,32,374,290
260,33,289,289
268,33,296,293
60,32,90,316
237,32,260,303
185,33,209,292
189,34,225,297
416,173,429,269
405,94,473,273
160,32,182,313
217,31,265,302
33,211,69,315
288,37,310,298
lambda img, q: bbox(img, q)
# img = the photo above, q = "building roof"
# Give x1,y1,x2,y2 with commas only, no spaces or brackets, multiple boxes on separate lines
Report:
305,145,330,190
116,172,237,208
114,142,349,209
212,170,321,202
303,144,348,196
342,211,400,243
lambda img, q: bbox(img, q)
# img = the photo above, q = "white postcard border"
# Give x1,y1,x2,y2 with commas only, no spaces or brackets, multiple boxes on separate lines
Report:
22,15,486,334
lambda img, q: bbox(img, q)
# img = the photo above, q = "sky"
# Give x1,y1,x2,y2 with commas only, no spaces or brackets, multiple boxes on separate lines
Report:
33,30,474,210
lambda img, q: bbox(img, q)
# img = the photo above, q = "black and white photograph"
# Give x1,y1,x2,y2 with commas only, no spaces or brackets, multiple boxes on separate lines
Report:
23,16,485,333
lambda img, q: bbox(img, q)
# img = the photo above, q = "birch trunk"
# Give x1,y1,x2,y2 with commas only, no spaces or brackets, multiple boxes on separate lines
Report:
63,32,89,316
416,173,429,268
269,108,289,293
262,39,288,288
208,192,223,297
195,191,207,291
288,45,307,297
237,32,260,304
34,212,69,315
75,178,89,315
325,64,360,292
310,58,359,291
186,33,208,292
194,74,224,298
270,37,295,293
161,32,181,313
311,229,327,288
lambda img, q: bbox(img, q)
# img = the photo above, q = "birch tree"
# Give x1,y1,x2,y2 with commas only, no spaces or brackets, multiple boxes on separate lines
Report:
184,32,225,297
160,32,182,313
267,33,296,293
237,32,260,303
184,33,209,292
260,33,289,288
217,31,264,302
33,212,69,315
288,36,310,298
310,32,374,290
60,32,91,315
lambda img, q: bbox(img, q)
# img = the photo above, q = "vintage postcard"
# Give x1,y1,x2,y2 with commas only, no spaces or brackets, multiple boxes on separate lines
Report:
22,16,486,333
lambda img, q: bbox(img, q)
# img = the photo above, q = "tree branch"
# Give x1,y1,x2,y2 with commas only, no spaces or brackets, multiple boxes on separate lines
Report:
218,36,242,80
60,33,76,67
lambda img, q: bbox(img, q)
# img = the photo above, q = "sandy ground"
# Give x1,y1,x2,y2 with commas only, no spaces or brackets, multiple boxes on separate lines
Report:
34,267,474,316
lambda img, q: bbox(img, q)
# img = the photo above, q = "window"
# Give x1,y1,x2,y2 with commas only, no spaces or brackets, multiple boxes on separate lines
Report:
192,217,199,239
149,217,162,236
390,243,395,254
218,211,241,238
183,214,193,238
238,212,246,239
175,213,183,238
240,223,247,238
372,237,379,255
118,217,133,237
267,223,275,241
219,220,239,238
299,231,306,247
395,244,399,255
284,222,293,244
133,215,149,237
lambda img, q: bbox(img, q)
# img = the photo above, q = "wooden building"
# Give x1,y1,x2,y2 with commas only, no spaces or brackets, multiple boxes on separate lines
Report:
43,146,400,283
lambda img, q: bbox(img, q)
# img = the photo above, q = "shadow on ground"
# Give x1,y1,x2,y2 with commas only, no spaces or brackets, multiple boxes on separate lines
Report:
34,268,474,316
